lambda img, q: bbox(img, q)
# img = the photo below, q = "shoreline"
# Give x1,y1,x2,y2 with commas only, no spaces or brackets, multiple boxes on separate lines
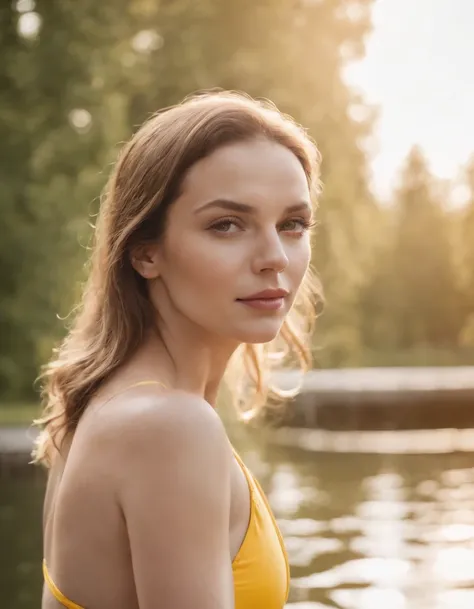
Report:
2,366,474,465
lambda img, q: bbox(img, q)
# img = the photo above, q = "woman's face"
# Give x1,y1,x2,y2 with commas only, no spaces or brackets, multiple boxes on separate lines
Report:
150,138,312,344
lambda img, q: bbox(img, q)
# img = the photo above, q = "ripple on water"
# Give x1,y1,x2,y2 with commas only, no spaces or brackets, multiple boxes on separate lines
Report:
292,557,411,589
269,468,323,516
416,479,440,496
440,468,474,486
278,518,327,537
329,515,361,534
356,500,410,520
330,587,407,609
285,536,345,567
420,523,474,543
432,547,474,585
285,603,329,609
258,443,474,609
437,590,474,609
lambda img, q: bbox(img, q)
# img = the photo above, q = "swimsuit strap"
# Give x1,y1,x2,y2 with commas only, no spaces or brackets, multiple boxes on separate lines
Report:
231,447,291,599
95,380,166,409
43,560,84,609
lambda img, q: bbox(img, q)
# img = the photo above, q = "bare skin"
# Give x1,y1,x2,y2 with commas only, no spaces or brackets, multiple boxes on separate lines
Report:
42,138,312,609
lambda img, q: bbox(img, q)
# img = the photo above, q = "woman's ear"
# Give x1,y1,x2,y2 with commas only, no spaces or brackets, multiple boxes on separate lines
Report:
130,243,161,279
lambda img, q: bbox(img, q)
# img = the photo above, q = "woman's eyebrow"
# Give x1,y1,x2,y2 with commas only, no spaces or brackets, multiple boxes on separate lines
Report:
195,198,311,215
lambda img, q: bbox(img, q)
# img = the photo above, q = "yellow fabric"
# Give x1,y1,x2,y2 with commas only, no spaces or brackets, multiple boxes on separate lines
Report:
43,381,290,609
231,449,290,609
43,559,83,609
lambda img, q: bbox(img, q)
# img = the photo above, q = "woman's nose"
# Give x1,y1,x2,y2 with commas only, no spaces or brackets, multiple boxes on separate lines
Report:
251,232,289,274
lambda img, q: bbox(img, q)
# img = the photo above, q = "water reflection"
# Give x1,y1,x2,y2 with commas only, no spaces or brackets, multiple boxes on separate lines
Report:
2,436,474,608
237,438,474,609
0,469,44,608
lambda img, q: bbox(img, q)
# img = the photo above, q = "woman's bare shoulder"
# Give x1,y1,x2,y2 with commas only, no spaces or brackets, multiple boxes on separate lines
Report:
50,391,235,607
80,390,235,607
73,389,232,481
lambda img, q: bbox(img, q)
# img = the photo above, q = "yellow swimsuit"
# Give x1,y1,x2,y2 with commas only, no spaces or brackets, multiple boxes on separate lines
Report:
43,382,290,609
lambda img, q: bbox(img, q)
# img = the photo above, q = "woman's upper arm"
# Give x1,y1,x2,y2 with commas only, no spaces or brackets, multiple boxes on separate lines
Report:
115,393,234,609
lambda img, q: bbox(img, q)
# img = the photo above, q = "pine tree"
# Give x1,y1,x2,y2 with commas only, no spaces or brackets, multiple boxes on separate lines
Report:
459,156,474,347
391,147,462,349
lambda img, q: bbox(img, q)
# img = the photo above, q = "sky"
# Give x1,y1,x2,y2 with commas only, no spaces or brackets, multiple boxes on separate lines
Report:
345,0,474,201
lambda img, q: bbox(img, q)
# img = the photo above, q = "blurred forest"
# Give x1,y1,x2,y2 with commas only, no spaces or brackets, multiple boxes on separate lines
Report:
1,0,474,401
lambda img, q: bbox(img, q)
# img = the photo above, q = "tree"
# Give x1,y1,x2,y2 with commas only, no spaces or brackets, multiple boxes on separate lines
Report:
390,147,463,349
1,0,377,399
458,156,474,347
0,2,117,398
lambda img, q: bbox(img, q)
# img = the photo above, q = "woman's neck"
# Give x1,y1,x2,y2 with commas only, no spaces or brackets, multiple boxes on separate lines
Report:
131,327,238,406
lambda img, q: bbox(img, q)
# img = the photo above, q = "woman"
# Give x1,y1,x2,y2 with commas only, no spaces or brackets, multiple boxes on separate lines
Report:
34,91,322,609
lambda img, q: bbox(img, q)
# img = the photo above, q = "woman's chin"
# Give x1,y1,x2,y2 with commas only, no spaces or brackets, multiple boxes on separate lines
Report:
233,321,284,344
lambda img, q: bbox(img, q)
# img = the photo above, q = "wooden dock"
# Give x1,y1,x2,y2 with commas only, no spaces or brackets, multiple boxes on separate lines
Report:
274,366,474,430
2,367,474,464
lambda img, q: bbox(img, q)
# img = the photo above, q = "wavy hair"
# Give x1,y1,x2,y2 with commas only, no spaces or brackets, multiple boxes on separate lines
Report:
33,91,323,467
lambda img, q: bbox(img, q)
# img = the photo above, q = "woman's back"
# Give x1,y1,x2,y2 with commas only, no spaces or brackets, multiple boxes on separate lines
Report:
42,387,153,609
42,383,289,609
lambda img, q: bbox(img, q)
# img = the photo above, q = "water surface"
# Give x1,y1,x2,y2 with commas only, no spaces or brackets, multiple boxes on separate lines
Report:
2,434,474,609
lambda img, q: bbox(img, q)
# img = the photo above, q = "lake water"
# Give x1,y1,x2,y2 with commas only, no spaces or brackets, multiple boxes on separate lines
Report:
2,430,474,609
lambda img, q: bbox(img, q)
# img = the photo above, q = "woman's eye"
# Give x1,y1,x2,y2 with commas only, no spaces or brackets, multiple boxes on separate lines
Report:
280,218,311,233
209,219,241,233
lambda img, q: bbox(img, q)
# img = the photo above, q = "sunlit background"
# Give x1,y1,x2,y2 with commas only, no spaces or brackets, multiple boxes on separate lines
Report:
347,0,474,203
1,1,474,608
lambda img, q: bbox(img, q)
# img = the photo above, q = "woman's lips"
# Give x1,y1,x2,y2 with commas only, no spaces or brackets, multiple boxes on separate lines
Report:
237,297,285,311
236,289,288,311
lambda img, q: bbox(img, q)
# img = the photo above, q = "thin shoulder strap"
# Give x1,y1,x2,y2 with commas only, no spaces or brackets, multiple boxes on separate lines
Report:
233,448,291,599
94,379,166,410
231,447,255,489
123,380,165,390
43,560,84,609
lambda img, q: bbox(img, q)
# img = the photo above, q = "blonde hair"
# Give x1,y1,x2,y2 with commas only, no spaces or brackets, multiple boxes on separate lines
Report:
33,91,323,467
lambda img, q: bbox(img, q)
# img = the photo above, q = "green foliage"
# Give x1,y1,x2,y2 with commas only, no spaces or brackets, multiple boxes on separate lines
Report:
391,148,463,347
461,158,474,311
0,402,40,426
359,147,469,359
1,0,473,401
